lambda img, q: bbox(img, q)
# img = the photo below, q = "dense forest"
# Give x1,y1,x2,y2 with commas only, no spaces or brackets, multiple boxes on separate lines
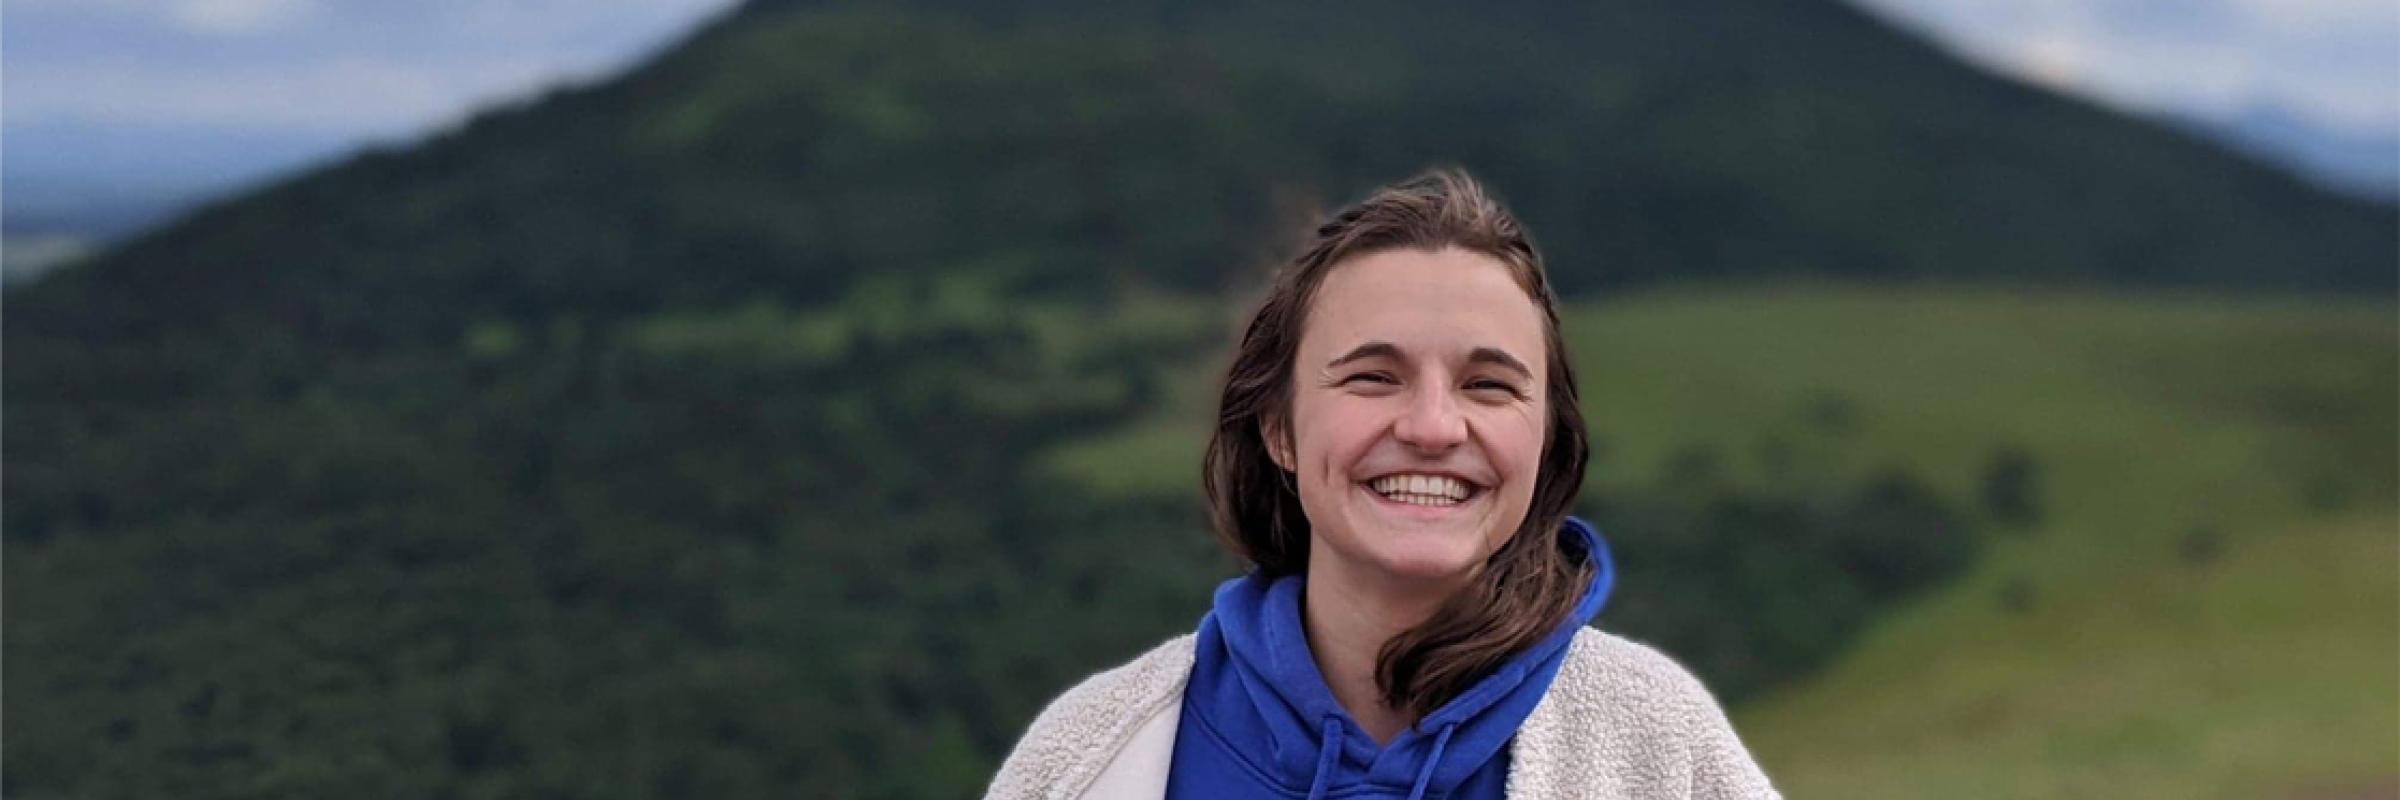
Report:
7,0,2390,797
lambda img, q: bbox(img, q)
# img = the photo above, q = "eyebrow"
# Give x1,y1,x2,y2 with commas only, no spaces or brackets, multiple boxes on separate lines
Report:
1326,341,1535,379
1468,346,1535,379
1327,341,1404,369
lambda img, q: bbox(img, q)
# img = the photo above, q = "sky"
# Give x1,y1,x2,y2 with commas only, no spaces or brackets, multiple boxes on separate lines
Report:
3,0,744,235
1852,0,2397,135
6,0,741,144
3,0,2394,237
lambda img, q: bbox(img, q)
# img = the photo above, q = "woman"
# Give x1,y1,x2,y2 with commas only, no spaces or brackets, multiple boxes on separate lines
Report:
988,170,1779,799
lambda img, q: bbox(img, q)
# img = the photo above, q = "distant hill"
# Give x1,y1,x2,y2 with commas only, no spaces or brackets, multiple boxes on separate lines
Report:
2,119,359,248
2172,101,2400,203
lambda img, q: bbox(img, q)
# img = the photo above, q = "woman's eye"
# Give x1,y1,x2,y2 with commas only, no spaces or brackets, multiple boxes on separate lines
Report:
1468,379,1524,397
1342,372,1398,386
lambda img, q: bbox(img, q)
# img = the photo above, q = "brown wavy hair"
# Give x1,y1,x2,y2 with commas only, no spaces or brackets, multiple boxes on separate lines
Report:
1201,167,1595,722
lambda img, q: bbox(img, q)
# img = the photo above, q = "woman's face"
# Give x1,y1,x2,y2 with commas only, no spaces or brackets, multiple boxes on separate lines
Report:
1271,246,1550,588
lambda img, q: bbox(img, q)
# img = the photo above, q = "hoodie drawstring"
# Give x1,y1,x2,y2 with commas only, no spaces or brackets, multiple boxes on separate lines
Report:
1306,717,1342,800
1404,723,1458,800
1302,717,1458,800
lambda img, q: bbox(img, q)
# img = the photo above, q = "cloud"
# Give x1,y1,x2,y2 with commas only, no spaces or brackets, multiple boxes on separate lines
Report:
170,0,321,35
1855,0,2398,135
2011,30,2094,93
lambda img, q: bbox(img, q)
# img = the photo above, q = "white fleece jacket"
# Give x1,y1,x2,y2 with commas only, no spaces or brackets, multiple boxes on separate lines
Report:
987,627,1781,799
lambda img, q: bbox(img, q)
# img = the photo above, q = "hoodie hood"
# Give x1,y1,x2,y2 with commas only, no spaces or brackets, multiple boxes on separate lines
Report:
1176,517,1615,799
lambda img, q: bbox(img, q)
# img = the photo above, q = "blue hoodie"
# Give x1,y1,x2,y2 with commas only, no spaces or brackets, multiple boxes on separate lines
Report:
1166,518,1615,800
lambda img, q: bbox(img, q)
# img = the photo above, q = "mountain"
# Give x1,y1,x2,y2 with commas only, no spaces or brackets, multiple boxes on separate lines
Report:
12,0,2395,344
2173,101,2400,203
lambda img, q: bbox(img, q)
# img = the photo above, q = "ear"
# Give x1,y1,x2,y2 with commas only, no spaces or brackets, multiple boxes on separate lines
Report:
1260,414,1295,474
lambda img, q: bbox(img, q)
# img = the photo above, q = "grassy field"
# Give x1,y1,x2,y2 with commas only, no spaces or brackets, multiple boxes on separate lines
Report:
1043,284,2397,798
1565,286,2395,799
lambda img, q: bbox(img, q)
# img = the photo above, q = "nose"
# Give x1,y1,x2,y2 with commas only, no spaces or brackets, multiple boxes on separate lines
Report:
1393,384,1468,453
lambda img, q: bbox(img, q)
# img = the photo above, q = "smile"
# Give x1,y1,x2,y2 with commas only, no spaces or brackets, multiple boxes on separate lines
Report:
1364,473,1480,507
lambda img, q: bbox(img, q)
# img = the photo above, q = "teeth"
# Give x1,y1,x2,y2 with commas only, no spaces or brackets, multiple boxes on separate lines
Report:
1368,474,1472,503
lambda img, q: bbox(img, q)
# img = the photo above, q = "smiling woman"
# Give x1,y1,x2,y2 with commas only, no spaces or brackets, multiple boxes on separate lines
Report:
987,170,1780,799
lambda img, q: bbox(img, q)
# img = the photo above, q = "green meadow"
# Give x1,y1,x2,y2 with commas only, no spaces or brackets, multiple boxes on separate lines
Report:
1045,285,2398,798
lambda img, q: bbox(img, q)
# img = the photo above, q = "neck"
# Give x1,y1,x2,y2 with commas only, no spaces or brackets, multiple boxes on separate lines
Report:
1299,553,1470,745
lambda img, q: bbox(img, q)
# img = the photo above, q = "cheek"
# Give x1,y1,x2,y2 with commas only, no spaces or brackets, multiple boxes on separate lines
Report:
1296,398,1385,475
1482,406,1549,487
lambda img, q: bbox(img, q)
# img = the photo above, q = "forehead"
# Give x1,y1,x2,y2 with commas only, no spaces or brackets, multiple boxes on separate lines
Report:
1300,246,1547,364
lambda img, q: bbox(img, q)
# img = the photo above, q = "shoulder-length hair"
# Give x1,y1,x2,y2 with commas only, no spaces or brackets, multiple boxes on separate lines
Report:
1202,167,1595,721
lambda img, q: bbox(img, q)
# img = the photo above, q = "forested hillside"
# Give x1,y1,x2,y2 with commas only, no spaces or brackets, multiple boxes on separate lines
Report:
7,1,2390,797
11,0,2391,349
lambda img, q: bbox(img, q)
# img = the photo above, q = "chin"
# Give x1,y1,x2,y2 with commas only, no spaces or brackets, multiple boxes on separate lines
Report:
1342,484,1507,583
1362,544,1488,584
